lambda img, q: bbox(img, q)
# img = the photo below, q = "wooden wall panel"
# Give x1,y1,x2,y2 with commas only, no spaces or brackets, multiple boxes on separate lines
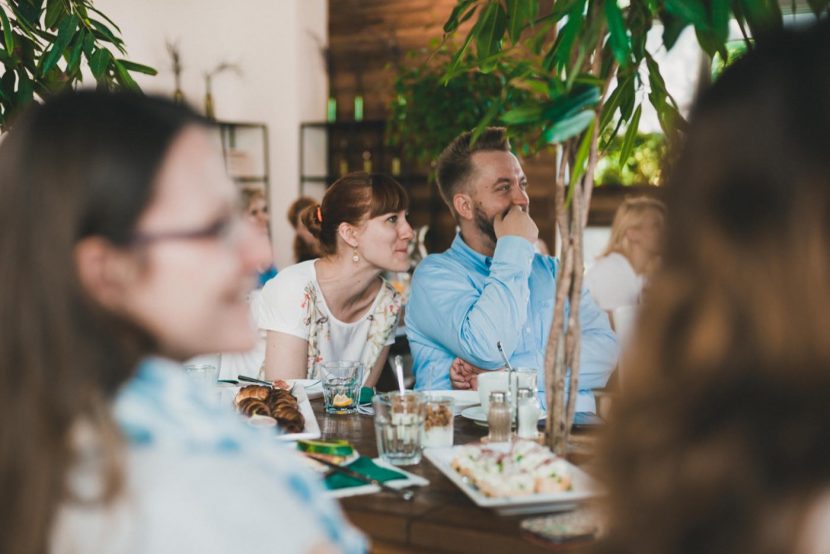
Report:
327,1,644,253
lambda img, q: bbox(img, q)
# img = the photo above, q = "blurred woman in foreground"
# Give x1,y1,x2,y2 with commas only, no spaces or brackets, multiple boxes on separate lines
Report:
597,20,830,554
0,92,364,554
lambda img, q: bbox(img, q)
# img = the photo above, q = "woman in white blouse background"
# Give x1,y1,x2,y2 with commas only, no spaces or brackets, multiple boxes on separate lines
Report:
585,196,666,324
255,172,413,386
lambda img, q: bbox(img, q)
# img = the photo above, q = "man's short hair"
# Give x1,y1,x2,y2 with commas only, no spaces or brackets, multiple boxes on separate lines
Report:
435,127,512,214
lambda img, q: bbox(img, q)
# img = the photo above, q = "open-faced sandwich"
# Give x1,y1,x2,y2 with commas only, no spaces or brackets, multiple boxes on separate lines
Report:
451,440,572,497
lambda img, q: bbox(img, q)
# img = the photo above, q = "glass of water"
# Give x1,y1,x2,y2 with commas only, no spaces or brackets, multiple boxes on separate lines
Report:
320,361,363,415
373,391,425,466
183,363,218,386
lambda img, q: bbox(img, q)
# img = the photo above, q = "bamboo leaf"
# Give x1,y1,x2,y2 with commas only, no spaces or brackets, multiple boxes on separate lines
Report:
117,59,157,75
541,84,600,123
19,0,43,26
543,0,585,72
444,0,478,34
113,59,139,91
89,18,125,53
569,122,594,189
442,31,475,84
599,72,632,132
664,0,709,29
40,15,78,77
44,0,65,29
543,109,595,144
738,0,782,38
711,0,730,45
89,48,111,80
471,98,502,144
16,68,33,105
501,103,542,124
65,31,85,75
0,8,14,53
507,0,537,44
618,104,641,165
87,4,123,33
604,0,630,67
475,1,507,61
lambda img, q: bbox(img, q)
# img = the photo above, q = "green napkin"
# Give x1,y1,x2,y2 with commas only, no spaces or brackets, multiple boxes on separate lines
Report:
324,456,408,490
358,386,374,405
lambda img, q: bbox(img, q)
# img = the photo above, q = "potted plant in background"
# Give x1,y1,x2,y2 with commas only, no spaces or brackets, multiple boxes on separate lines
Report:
420,0,815,455
0,0,155,130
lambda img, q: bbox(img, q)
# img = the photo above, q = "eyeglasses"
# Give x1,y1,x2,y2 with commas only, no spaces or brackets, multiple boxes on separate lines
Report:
130,214,242,247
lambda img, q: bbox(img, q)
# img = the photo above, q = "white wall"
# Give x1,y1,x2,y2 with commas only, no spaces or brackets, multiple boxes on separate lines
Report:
96,0,328,269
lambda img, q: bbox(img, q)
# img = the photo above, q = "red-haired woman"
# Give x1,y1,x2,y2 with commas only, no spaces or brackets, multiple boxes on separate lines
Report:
254,172,413,386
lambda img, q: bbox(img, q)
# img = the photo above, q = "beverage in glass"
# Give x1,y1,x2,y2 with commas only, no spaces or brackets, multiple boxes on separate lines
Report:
373,391,425,465
320,361,363,415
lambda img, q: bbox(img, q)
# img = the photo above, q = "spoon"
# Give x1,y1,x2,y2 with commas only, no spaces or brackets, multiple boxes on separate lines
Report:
496,341,518,427
393,355,406,395
496,341,514,371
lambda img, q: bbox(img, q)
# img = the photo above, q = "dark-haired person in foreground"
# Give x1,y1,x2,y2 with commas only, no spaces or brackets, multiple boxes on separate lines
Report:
597,19,830,554
0,92,364,553
406,128,617,412
254,172,413,385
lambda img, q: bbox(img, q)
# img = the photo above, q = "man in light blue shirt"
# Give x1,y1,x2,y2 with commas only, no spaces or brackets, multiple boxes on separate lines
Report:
405,127,618,412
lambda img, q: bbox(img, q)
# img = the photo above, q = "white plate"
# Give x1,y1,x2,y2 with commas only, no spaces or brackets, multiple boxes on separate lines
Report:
288,379,323,400
422,390,480,414
423,444,601,515
220,384,321,441
461,405,546,424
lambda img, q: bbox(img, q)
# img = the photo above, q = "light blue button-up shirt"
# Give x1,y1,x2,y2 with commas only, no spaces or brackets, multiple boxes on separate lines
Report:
405,233,618,412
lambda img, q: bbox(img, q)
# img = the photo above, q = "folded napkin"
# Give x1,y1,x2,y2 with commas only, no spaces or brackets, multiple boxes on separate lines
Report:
325,456,408,490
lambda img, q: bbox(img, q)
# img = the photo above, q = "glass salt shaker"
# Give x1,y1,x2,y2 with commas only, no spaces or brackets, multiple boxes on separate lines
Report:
487,391,511,442
516,387,540,439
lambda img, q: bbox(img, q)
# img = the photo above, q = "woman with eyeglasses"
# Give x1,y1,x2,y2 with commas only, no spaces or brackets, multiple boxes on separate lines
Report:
0,92,365,554
254,172,413,386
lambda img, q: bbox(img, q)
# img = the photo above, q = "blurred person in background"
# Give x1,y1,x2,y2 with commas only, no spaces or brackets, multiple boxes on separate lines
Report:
240,186,278,287
254,173,412,386
597,19,830,554
584,196,665,314
287,196,321,263
0,92,365,554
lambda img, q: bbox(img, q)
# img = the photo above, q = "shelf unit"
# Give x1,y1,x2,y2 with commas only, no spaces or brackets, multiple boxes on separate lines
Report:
300,120,459,252
216,121,270,199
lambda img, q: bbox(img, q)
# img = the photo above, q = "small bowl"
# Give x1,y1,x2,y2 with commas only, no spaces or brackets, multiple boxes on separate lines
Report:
247,414,277,428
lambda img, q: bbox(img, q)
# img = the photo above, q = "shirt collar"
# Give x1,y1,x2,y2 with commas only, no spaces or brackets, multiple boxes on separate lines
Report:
450,232,493,271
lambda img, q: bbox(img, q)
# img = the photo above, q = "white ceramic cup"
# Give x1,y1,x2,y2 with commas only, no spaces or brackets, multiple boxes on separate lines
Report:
477,368,538,412
477,371,509,413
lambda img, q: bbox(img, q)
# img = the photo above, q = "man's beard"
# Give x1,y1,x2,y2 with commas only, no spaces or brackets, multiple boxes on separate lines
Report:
473,204,498,246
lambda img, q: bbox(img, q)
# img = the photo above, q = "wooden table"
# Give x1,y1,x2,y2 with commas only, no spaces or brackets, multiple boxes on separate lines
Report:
313,401,595,554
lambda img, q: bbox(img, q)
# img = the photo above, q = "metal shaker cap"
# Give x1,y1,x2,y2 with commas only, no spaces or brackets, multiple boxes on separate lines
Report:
489,391,507,403
517,387,534,400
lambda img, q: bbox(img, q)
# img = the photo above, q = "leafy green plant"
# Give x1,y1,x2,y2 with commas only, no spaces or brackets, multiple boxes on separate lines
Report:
434,0,799,454
0,0,156,130
595,132,666,186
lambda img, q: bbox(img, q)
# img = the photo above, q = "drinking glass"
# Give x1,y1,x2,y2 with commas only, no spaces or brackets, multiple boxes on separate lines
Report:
183,363,219,386
320,361,363,415
373,391,425,465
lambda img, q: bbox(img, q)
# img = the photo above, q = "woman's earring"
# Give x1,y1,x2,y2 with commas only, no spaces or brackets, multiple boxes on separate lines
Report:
352,248,360,263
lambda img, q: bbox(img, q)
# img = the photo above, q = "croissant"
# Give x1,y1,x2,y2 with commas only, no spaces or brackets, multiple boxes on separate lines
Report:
237,398,271,418
273,406,305,433
234,385,270,406
268,388,297,405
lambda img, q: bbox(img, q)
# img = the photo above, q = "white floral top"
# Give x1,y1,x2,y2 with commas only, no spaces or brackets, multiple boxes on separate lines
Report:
254,260,402,381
